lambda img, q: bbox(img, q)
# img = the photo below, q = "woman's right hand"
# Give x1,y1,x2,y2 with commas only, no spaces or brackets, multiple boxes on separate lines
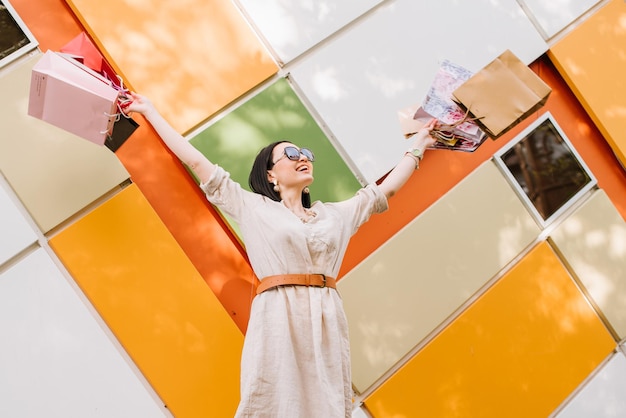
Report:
122,92,154,116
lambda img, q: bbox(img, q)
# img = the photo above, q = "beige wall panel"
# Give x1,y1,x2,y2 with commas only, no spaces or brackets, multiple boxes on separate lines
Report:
339,161,541,393
0,52,129,233
551,189,626,338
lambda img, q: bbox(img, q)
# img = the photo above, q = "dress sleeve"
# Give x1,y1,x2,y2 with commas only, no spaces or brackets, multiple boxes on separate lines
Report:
333,183,388,236
199,165,260,223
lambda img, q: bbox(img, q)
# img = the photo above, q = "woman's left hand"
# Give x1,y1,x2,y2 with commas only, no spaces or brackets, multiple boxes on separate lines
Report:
412,118,439,150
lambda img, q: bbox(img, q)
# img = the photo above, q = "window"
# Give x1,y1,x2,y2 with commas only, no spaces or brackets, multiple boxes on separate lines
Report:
494,113,596,227
0,0,37,68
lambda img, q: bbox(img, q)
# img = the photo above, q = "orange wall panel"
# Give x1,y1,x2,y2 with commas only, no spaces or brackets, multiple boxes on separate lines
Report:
115,119,256,333
49,184,244,418
549,0,626,167
65,0,278,133
11,0,83,52
364,242,615,418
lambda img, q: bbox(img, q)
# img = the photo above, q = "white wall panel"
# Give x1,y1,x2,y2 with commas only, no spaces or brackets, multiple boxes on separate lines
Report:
519,0,602,38
554,351,626,418
0,184,37,265
289,0,547,183
0,248,169,418
236,0,383,64
352,405,371,418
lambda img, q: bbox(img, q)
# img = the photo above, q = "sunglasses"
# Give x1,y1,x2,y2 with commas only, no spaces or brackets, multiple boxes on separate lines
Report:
273,146,315,165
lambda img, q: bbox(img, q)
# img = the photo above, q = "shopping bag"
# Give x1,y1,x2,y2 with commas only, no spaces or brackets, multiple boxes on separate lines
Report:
60,32,120,88
28,50,120,145
398,59,486,152
452,49,552,139
105,115,139,152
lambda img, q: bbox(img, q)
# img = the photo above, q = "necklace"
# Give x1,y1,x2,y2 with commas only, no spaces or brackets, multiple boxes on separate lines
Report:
283,202,317,223
298,208,317,223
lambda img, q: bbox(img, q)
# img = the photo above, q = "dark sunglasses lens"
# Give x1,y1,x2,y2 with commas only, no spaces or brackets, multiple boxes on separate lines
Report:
282,146,315,162
300,148,315,162
284,147,300,160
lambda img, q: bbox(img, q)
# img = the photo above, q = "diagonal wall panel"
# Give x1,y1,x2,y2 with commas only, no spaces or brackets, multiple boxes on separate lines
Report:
340,161,541,392
236,0,383,63
519,0,602,38
49,184,243,418
66,0,278,133
0,248,169,418
0,52,129,233
554,350,626,418
189,77,362,238
0,184,37,265
364,242,615,418
551,189,626,338
549,0,626,167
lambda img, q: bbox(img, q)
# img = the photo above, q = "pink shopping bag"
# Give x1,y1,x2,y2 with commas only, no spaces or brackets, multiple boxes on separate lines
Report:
28,50,119,145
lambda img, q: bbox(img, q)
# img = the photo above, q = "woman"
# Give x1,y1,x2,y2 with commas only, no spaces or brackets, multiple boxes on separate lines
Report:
125,93,437,417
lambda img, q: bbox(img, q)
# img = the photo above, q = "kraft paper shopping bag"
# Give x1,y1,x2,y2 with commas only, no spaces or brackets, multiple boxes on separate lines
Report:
452,49,551,139
28,50,119,145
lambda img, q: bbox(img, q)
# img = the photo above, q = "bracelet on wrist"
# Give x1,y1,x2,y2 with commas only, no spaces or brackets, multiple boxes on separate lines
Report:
406,147,424,170
404,152,420,170
407,147,424,160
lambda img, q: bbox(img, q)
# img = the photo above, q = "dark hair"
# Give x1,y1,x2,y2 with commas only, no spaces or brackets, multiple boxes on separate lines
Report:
248,140,311,208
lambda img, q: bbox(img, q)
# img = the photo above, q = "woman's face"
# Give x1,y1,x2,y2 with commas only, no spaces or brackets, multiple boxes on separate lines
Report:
268,142,314,189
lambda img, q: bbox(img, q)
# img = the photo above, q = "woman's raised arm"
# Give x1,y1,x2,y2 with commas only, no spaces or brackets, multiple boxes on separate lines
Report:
378,118,438,199
125,93,216,184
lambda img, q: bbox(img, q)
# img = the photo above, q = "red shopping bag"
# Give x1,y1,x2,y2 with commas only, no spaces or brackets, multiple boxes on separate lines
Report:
60,32,120,88
28,50,120,145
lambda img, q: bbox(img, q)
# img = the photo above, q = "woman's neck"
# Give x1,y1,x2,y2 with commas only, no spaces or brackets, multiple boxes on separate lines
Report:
281,194,303,211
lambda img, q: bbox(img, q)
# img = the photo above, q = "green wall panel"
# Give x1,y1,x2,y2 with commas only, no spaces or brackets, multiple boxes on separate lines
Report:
190,78,361,236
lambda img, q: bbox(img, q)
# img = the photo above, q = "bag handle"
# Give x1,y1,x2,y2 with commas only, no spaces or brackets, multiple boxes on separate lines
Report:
430,108,483,145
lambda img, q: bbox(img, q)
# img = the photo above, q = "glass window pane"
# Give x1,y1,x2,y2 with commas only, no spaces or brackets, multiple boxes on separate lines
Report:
496,115,595,225
0,0,36,67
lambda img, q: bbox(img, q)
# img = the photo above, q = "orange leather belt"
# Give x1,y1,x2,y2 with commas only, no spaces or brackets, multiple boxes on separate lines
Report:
256,274,337,295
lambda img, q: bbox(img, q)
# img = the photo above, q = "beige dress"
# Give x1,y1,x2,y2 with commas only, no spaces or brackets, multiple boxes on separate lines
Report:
201,166,388,418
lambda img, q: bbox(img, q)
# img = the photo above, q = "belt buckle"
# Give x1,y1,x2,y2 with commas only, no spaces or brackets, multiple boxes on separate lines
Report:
313,273,326,288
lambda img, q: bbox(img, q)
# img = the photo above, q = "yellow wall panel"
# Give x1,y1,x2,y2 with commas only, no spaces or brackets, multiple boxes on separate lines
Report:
340,161,541,393
548,0,626,166
364,242,615,418
49,184,243,418
0,52,129,232
65,0,278,133
551,189,626,338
